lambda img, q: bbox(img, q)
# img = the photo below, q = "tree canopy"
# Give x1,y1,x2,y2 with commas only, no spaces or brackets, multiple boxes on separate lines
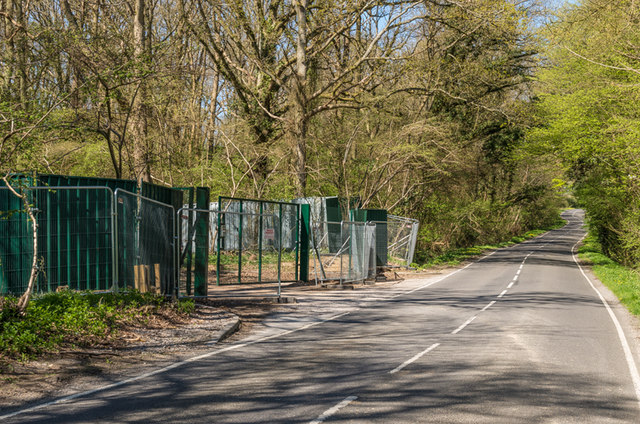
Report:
531,0,640,265
1,0,578,261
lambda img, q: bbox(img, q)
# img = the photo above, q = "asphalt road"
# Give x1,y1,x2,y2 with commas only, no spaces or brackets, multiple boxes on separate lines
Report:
4,209,640,423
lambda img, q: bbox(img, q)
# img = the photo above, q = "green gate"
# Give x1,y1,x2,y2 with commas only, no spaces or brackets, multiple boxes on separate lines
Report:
215,197,300,284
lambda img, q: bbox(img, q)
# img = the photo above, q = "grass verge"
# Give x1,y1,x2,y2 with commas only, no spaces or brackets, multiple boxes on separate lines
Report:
414,216,567,269
578,234,640,316
0,291,195,362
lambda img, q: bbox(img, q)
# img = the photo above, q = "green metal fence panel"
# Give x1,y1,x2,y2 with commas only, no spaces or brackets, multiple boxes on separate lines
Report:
194,188,210,296
0,182,34,295
216,197,300,284
299,204,310,282
0,174,187,296
0,185,115,295
115,189,176,294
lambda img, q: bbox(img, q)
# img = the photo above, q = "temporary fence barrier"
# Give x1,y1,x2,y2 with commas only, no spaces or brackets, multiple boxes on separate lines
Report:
216,197,299,283
370,215,419,268
310,221,376,285
0,186,115,295
178,207,282,294
115,189,176,295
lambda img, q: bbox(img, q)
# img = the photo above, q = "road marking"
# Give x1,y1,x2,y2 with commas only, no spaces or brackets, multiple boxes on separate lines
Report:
572,237,640,410
481,300,497,311
516,269,521,276
309,396,358,424
507,282,514,289
0,311,353,421
498,289,508,298
391,251,498,299
390,343,441,374
452,316,477,334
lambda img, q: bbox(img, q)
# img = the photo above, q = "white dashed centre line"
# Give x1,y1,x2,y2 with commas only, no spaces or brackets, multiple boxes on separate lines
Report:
390,343,441,374
452,316,477,335
309,396,358,424
482,300,497,311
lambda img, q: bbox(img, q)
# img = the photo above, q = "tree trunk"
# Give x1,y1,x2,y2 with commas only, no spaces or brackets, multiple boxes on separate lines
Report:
131,0,151,183
293,0,308,197
2,178,38,314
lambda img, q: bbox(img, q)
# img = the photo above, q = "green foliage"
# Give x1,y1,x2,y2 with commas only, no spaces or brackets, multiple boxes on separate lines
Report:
579,234,640,316
414,215,565,268
531,0,640,266
0,291,193,360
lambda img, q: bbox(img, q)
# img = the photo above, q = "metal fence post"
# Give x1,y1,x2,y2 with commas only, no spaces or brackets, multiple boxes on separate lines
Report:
258,202,263,283
194,187,210,296
238,199,243,284
299,203,310,282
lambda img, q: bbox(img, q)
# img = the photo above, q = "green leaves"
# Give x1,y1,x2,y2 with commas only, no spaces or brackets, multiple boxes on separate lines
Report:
0,291,192,360
532,0,640,266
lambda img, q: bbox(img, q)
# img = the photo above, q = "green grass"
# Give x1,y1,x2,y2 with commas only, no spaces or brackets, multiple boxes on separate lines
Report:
0,291,195,361
414,220,566,269
578,234,640,316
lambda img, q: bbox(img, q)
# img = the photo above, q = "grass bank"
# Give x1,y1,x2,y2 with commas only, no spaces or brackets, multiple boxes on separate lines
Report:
578,234,640,316
0,291,195,362
414,215,567,269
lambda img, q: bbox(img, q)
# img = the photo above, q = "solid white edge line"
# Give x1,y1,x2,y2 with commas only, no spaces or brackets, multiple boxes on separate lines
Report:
571,236,640,410
451,316,477,335
0,311,353,421
390,343,441,374
309,395,358,424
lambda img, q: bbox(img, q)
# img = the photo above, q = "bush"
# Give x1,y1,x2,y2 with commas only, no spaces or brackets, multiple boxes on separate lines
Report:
0,291,193,360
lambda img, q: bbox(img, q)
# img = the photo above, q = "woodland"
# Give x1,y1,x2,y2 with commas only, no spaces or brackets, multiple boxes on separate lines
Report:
0,0,638,266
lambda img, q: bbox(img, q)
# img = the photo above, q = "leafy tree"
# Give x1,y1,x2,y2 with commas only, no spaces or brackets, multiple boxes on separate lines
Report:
531,0,640,265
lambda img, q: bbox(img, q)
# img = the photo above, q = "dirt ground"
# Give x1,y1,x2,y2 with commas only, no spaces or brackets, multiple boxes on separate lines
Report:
0,300,282,412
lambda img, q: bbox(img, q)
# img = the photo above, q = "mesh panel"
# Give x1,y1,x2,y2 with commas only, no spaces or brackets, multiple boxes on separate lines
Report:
0,187,114,295
179,208,281,289
116,190,175,294
311,221,376,284
384,215,420,267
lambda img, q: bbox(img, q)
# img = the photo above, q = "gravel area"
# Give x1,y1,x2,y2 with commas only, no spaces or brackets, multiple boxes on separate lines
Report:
0,304,243,411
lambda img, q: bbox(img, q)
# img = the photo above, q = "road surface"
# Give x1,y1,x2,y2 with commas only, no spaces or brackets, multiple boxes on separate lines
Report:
3,209,640,423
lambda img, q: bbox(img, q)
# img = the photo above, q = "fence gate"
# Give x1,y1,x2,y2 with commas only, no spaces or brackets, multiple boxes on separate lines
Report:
180,207,283,292
115,189,176,295
216,197,298,284
0,186,115,295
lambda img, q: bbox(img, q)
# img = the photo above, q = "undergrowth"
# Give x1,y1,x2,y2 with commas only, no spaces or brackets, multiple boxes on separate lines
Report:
414,214,567,269
0,291,195,361
578,234,640,316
